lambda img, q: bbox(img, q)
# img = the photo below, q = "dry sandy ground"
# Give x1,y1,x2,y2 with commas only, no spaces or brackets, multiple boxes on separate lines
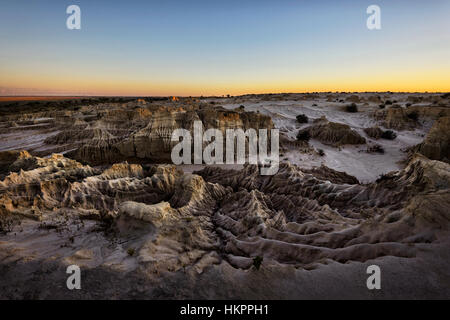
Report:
221,97,429,182
1,223,448,299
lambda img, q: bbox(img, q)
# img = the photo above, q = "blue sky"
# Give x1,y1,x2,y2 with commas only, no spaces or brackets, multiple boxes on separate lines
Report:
0,0,449,95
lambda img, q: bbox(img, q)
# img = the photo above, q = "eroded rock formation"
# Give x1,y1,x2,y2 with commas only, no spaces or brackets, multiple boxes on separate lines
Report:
1,151,448,276
0,101,273,166
364,126,384,139
1,94,449,299
376,105,417,130
297,119,366,146
415,116,450,163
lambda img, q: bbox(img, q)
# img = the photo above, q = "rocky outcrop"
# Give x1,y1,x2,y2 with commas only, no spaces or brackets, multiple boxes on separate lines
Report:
1,152,447,263
407,105,450,119
0,151,449,297
376,105,417,130
302,165,360,184
195,156,450,267
375,105,450,130
298,119,366,146
346,95,361,103
62,105,272,165
366,95,382,103
364,126,384,139
116,107,273,163
415,116,450,163
0,100,273,166
0,150,27,177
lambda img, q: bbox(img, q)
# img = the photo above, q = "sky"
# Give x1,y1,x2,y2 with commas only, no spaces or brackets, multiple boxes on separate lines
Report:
0,0,449,96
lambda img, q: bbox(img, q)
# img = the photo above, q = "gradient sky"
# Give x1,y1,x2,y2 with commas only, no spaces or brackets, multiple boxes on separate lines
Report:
0,0,449,96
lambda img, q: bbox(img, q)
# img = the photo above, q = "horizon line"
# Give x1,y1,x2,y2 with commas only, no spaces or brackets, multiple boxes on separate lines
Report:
1,91,449,98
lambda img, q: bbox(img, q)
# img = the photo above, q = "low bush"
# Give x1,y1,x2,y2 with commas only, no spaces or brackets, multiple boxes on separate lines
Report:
381,130,397,140
296,114,309,123
345,103,358,113
253,256,263,270
407,111,419,121
296,130,310,141
367,144,385,154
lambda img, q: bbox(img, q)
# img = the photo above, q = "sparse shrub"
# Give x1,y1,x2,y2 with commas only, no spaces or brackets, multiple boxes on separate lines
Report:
296,130,310,142
127,248,135,256
407,111,419,121
296,114,309,124
381,130,397,140
253,256,263,270
0,218,14,234
317,148,325,156
345,103,358,113
379,104,385,109
38,222,58,230
367,144,385,154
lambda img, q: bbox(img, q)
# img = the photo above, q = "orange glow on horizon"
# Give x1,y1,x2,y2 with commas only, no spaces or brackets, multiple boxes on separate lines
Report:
1,66,449,96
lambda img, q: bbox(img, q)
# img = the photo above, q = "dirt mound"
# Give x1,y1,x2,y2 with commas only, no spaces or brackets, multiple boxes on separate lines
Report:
297,120,366,147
